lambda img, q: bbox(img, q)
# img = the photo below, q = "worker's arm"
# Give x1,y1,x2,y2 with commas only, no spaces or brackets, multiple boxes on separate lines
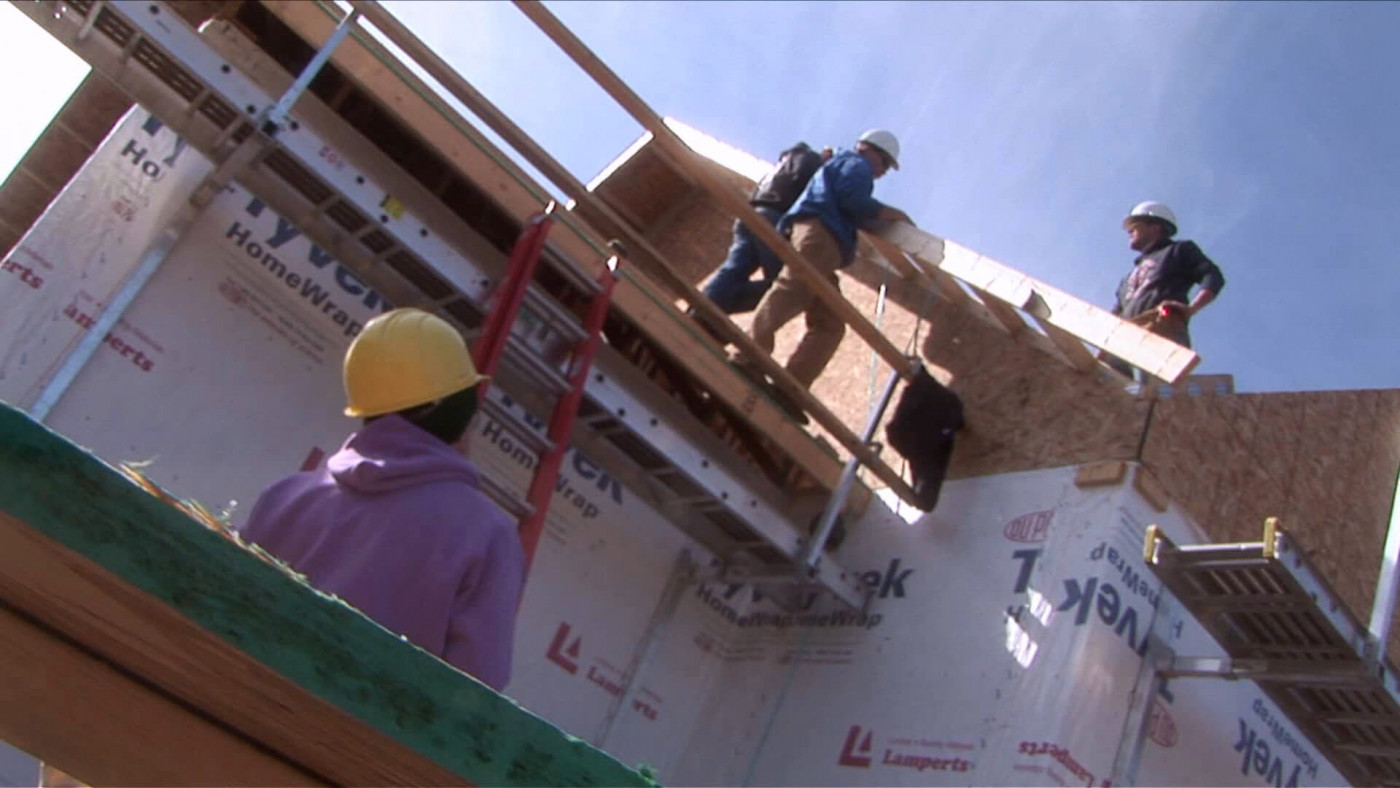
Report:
1187,288,1217,315
443,519,526,691
831,157,886,224
1187,241,1224,315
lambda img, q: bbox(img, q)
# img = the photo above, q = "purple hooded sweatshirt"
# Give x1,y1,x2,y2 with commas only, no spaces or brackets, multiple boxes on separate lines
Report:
240,415,524,690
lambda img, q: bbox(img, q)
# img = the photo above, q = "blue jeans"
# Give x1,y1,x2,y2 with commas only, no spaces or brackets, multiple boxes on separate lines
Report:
702,205,785,314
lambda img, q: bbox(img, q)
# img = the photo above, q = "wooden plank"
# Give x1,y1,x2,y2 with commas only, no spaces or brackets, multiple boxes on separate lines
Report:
510,0,915,378
973,288,1029,336
858,234,920,282
879,223,1199,383
1028,308,1101,372
872,230,1131,385
0,602,323,787
0,403,649,788
259,1,909,504
1075,461,1128,488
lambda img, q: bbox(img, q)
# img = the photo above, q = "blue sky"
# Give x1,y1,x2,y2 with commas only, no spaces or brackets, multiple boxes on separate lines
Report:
3,1,1396,393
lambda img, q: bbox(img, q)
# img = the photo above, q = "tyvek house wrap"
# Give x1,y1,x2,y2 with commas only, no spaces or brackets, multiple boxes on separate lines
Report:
0,107,1345,787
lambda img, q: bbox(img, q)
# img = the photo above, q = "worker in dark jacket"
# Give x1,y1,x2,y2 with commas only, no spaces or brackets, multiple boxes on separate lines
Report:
701,142,831,316
1107,201,1225,379
240,308,524,690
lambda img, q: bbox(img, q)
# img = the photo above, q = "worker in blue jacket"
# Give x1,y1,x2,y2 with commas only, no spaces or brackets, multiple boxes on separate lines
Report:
737,129,912,419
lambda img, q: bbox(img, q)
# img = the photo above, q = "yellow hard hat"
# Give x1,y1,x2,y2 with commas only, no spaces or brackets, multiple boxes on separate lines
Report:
343,308,486,418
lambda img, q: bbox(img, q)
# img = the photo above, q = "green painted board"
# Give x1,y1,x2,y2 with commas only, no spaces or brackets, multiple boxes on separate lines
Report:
0,402,656,787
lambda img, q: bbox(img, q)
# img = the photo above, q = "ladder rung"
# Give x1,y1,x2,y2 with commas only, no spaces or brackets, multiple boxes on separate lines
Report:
477,398,554,455
502,335,571,395
521,285,586,344
476,472,535,521
672,494,718,507
541,243,603,297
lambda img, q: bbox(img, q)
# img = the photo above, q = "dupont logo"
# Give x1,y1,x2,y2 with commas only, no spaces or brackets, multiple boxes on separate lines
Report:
839,725,875,768
1148,698,1179,747
546,621,581,674
1004,510,1054,543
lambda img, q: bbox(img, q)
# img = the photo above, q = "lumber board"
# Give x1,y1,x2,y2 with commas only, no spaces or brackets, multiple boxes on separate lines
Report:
258,1,892,503
510,0,915,378
879,223,1199,383
857,235,921,282
0,403,650,788
0,599,322,787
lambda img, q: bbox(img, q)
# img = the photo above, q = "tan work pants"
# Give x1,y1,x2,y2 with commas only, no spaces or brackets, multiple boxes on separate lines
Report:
749,219,846,388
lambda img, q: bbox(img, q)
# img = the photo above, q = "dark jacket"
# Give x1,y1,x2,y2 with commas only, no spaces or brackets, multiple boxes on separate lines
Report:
886,368,965,512
750,142,825,212
1114,239,1225,320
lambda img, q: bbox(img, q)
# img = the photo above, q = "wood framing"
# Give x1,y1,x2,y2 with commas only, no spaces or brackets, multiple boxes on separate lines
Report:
257,0,897,505
0,598,321,786
879,223,1199,383
510,0,915,377
0,403,648,787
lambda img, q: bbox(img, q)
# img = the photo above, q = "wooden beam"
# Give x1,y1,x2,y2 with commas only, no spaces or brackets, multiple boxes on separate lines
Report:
871,228,1126,381
858,234,920,282
510,0,915,378
0,404,648,788
879,223,1199,383
260,2,915,504
0,601,323,787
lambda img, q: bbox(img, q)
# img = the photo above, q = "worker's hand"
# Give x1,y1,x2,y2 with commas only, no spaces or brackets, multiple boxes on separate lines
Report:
1158,300,1192,318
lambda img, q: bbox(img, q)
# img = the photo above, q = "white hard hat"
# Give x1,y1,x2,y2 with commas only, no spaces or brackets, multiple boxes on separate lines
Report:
858,129,900,169
1124,201,1178,235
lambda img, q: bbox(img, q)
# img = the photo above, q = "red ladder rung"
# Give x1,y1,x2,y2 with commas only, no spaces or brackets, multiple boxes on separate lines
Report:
518,264,618,569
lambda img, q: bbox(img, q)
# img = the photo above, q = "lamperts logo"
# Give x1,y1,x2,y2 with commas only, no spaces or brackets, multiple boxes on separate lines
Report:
837,725,973,773
543,621,660,721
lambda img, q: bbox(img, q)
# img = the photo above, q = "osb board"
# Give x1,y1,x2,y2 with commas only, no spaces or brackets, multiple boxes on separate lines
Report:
1141,389,1400,655
911,295,1150,479
590,143,693,231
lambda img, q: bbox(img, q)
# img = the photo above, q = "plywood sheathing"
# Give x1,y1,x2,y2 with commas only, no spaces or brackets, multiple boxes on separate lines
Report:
1141,389,1400,648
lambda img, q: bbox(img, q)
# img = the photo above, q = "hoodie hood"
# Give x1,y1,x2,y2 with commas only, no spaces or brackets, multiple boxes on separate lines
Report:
328,414,481,494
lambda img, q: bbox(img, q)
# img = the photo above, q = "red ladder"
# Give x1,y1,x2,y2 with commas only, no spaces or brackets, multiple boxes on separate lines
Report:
471,206,618,568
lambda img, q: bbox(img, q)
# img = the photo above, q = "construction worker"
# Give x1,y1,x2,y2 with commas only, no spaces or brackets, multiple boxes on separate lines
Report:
736,129,913,419
1107,201,1226,380
239,308,525,691
698,142,832,319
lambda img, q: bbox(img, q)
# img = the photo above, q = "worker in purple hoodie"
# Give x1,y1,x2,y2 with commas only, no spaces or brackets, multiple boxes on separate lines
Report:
240,308,525,691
